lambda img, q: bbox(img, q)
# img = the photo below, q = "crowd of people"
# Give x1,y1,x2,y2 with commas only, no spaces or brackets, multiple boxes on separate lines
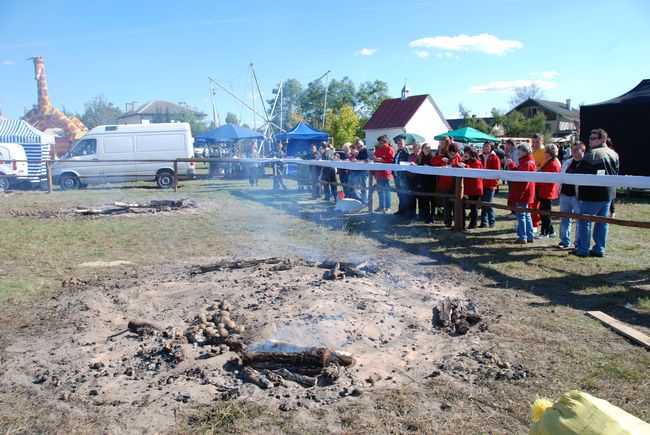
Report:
278,128,619,257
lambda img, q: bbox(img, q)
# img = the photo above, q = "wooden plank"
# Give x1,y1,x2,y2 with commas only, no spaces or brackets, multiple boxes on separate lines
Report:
586,311,650,350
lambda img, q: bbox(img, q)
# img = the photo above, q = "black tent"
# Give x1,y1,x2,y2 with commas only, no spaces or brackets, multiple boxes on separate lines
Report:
580,79,650,176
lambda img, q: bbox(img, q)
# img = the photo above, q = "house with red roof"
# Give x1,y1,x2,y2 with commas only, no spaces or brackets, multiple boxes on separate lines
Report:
362,86,451,148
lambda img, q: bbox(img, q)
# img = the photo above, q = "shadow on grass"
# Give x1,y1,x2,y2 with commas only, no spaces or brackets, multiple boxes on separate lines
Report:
227,186,650,330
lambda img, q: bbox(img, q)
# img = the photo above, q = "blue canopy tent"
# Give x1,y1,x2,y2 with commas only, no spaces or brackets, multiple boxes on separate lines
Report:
195,123,264,145
275,121,329,156
0,119,53,185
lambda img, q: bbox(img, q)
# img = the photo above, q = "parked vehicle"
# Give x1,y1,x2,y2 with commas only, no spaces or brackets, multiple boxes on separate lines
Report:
52,123,195,190
0,142,29,190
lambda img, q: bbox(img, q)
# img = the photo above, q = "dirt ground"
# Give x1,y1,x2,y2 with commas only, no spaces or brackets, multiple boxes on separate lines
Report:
0,183,648,434
2,248,490,433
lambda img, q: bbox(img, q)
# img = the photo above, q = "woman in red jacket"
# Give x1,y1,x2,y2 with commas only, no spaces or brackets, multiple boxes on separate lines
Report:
480,142,501,228
535,143,561,238
459,147,483,229
432,142,462,227
506,143,537,244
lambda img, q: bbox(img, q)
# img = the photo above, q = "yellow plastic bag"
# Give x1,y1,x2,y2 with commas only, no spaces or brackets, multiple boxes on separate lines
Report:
530,390,650,435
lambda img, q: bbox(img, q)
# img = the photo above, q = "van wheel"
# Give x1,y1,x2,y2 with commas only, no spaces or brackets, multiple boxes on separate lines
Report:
0,175,9,191
59,174,80,190
156,171,174,189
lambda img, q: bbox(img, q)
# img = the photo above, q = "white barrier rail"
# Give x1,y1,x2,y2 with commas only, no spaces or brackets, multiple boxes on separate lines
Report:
236,158,650,190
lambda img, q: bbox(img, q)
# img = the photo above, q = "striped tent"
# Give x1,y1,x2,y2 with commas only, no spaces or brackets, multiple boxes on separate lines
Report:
0,119,54,184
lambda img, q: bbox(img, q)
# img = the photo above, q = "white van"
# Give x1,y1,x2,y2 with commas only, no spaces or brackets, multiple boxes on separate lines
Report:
0,143,29,191
52,123,195,190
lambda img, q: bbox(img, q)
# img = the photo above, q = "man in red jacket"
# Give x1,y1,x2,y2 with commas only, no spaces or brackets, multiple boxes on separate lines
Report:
372,135,396,213
480,141,501,228
506,143,537,244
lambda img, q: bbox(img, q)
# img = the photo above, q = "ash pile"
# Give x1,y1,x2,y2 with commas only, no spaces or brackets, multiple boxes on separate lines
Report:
72,297,362,410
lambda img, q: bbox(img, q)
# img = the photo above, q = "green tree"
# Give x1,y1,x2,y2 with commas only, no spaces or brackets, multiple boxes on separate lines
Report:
300,79,327,127
175,111,209,136
225,112,239,125
326,77,356,113
492,108,546,137
267,78,303,131
287,111,304,129
458,103,493,134
356,80,390,117
80,95,122,129
325,105,360,147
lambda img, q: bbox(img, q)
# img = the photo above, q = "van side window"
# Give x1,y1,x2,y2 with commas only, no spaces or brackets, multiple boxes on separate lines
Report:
70,139,97,157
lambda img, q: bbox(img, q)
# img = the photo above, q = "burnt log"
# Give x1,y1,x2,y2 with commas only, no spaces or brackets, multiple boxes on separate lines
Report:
241,348,331,376
332,351,356,367
127,319,163,335
274,368,317,388
241,367,273,389
432,298,454,327
198,257,283,273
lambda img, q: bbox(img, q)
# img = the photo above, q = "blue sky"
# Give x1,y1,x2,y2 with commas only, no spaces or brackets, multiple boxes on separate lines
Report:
1,0,649,126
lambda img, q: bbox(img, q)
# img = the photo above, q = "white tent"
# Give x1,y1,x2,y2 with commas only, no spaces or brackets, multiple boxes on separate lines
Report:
0,119,54,184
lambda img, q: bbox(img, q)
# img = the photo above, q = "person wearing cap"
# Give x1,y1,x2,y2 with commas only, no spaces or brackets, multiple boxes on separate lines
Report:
372,135,396,213
338,142,353,198
301,143,322,199
393,137,411,215
351,140,369,204
506,143,537,244
405,142,421,219
319,141,337,202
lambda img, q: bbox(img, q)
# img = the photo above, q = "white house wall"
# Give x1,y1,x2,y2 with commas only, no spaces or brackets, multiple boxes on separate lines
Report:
363,128,406,149
405,97,450,148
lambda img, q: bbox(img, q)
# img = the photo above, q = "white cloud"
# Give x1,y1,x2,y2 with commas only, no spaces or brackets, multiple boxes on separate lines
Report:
532,70,560,78
435,51,460,60
413,50,429,58
409,33,523,56
2,60,15,65
468,79,555,94
356,48,377,56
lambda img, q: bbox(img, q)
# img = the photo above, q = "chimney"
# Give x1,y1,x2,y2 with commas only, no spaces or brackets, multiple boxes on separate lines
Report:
566,99,571,110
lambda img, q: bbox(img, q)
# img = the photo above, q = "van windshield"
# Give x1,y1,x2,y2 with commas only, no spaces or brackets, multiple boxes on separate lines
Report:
70,139,97,157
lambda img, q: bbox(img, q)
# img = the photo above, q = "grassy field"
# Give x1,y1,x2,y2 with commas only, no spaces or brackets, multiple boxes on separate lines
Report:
1,172,648,433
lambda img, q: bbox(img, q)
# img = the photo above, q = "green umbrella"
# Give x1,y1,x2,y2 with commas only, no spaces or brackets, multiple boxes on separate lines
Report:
393,132,425,145
434,127,498,143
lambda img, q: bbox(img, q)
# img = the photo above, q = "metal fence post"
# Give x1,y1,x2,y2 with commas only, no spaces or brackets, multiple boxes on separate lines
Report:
46,160,53,193
453,177,464,231
173,160,179,192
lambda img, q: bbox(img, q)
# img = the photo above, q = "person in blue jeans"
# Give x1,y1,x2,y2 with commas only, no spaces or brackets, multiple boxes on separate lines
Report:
557,141,585,249
505,143,537,244
572,129,619,258
480,141,501,227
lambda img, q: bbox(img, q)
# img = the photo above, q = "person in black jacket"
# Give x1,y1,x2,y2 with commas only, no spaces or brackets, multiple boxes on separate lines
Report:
572,129,620,258
394,138,411,215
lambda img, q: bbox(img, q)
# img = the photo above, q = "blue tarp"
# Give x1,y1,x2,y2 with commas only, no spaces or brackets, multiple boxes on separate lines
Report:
195,123,264,145
275,122,329,156
0,119,53,183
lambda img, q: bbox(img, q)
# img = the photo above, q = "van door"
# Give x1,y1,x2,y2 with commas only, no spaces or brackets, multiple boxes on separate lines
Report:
101,135,136,183
64,138,101,184
134,133,182,178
